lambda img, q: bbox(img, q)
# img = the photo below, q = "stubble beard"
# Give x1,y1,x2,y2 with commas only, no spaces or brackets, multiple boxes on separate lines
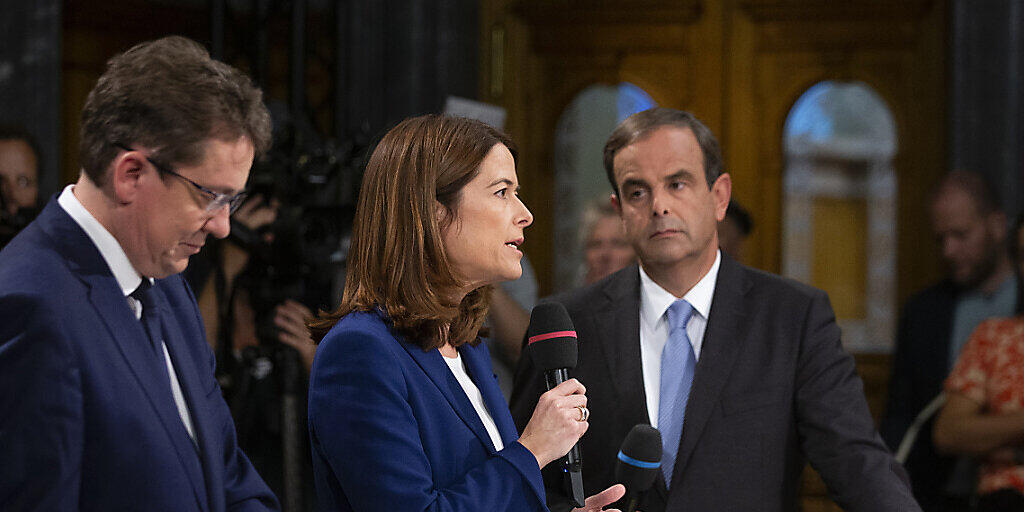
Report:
952,236,1002,291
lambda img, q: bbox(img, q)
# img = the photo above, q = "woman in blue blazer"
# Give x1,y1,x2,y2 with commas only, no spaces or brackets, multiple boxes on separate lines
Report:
307,115,624,511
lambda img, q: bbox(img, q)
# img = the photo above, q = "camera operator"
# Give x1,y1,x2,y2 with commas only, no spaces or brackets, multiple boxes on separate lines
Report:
188,195,315,370
0,125,41,248
186,104,362,511
184,193,319,512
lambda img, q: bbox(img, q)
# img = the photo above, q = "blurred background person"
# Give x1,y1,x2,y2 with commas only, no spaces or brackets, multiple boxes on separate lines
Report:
486,262,535,397
718,200,753,261
933,213,1024,511
180,95,370,510
0,125,41,247
185,194,317,370
882,170,1016,511
307,114,624,512
184,192,320,510
580,197,635,285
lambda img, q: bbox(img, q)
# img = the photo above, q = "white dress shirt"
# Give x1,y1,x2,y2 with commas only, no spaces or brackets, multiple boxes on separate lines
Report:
442,351,505,451
639,250,721,427
58,185,198,444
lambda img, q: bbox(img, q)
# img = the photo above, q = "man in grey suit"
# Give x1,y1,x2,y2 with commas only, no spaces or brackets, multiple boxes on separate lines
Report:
510,107,920,512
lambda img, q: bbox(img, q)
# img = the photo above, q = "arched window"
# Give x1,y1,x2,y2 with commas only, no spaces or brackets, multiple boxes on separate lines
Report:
782,81,898,352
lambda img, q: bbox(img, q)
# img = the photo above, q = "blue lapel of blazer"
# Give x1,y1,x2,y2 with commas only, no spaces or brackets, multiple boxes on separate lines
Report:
396,332,498,453
670,253,749,486
151,279,217,511
39,202,210,511
459,342,518,450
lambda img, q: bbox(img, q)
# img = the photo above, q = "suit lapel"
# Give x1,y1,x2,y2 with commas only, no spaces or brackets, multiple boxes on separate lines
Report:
671,255,750,482
460,343,517,449
586,267,669,499
589,267,675,500
398,334,498,453
592,266,648,421
153,282,216,511
41,204,210,512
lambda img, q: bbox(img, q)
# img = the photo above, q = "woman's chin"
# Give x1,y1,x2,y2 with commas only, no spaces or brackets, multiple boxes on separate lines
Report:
480,268,523,286
500,265,523,283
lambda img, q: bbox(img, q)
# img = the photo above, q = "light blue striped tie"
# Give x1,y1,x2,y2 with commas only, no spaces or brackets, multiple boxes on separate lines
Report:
658,299,695,489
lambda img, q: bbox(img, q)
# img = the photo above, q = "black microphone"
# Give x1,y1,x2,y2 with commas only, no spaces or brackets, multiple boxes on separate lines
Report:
526,302,585,508
615,424,662,512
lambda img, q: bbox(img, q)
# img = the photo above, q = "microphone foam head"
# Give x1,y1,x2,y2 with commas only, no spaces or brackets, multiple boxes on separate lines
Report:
526,302,578,371
615,424,662,493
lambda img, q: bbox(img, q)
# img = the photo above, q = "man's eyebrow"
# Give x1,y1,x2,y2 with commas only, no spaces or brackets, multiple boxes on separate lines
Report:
199,180,244,196
620,177,649,189
665,169,697,182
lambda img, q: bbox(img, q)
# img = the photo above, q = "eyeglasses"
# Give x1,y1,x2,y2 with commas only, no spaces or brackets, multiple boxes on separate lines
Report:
115,143,248,214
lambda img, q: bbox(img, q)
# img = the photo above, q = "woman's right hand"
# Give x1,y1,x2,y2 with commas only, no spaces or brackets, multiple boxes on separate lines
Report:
517,378,589,468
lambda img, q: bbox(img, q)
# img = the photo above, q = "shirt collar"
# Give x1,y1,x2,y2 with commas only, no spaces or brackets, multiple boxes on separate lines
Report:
58,185,148,296
982,274,1016,301
639,250,721,327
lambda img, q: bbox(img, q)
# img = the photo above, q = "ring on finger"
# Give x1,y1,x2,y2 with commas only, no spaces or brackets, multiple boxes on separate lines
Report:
575,405,589,422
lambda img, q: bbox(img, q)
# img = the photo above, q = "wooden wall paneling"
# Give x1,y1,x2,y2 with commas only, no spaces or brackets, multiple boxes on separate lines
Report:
727,2,945,509
755,49,830,274
618,53,690,112
722,4,762,267
728,1,945,292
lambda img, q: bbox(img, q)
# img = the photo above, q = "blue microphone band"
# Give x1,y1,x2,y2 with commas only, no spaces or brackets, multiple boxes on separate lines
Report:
617,451,660,469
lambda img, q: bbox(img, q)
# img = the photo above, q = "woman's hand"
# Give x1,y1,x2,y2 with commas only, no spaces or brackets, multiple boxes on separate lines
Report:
571,484,627,512
274,299,316,371
517,378,588,468
233,195,278,233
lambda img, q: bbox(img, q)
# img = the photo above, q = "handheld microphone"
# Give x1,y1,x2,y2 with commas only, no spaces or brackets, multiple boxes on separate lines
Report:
526,302,585,508
615,424,662,512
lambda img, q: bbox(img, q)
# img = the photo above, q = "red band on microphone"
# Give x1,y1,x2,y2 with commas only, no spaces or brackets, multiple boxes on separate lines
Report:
528,330,578,345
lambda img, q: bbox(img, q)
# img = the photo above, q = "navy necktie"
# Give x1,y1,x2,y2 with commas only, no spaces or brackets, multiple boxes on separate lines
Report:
130,281,198,448
130,280,163,356
658,299,696,489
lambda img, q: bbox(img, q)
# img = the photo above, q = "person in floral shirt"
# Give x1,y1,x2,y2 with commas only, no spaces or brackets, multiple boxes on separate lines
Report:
935,213,1024,511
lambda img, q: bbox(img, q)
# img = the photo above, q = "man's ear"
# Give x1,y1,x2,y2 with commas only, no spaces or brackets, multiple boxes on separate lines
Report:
711,172,732,222
109,152,147,205
989,211,1008,244
610,193,621,214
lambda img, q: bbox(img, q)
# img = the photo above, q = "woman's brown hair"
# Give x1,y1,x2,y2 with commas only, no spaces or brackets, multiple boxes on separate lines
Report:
309,115,517,350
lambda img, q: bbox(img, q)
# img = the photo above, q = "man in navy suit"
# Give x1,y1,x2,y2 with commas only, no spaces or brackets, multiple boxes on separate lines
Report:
0,36,279,511
511,107,920,511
